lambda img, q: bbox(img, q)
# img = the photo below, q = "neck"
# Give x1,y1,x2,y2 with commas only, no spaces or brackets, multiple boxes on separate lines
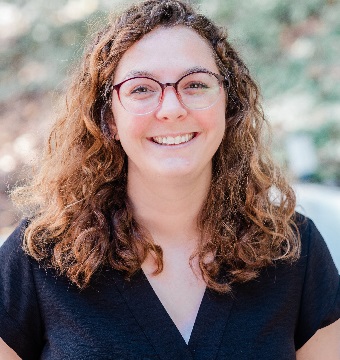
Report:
127,168,211,249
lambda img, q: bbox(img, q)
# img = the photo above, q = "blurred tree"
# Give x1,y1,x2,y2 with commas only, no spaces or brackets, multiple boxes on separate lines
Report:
1,0,339,102
0,0,339,233
197,0,340,184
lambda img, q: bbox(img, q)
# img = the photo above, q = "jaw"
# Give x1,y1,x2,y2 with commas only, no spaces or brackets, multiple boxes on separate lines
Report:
127,154,213,190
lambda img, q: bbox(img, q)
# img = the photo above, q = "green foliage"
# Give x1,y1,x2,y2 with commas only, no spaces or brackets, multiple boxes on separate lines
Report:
0,0,109,99
2,0,339,102
1,0,339,185
204,0,340,102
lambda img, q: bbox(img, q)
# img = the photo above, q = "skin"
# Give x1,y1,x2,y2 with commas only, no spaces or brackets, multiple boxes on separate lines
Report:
0,339,21,360
111,26,227,342
111,26,226,185
1,26,339,358
296,320,340,359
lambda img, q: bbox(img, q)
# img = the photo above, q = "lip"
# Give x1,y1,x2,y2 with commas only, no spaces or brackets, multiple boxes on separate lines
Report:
149,132,198,146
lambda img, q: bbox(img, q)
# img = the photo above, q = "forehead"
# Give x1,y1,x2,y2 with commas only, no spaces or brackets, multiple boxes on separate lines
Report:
113,25,219,82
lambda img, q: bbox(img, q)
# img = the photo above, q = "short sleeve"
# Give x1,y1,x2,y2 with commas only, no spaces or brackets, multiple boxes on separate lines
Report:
0,220,43,360
295,217,340,350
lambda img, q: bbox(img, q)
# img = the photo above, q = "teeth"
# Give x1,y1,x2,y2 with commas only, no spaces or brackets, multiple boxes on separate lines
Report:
153,133,194,145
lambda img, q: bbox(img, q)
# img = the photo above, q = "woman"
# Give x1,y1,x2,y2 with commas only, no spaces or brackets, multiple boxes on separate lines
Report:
0,0,339,359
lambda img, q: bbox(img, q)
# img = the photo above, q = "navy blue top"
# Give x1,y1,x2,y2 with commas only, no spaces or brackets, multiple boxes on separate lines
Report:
0,217,339,360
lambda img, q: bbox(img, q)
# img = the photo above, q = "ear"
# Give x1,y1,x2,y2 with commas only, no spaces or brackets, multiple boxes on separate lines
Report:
101,104,120,141
114,130,120,141
108,122,120,141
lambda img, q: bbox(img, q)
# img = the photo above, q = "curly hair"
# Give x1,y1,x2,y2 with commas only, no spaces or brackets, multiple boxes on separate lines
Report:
12,0,300,292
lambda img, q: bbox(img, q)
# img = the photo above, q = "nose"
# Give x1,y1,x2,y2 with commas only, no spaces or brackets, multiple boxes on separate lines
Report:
155,85,187,121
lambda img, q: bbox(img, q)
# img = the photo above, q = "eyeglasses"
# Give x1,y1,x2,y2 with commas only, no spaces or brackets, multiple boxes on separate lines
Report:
112,70,226,115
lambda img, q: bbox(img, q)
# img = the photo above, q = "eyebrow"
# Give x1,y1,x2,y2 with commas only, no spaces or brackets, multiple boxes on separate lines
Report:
122,70,154,79
121,66,214,81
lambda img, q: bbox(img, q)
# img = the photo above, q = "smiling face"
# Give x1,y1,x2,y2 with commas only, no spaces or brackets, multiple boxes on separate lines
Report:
111,26,226,183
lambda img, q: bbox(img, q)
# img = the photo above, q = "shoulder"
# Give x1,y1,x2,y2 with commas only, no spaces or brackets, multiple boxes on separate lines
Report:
292,213,340,349
0,219,32,274
295,213,330,256
295,213,339,294
0,218,37,306
0,219,44,359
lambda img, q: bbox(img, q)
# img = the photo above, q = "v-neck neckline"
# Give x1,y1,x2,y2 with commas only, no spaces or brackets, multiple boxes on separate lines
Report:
142,267,207,345
112,269,236,360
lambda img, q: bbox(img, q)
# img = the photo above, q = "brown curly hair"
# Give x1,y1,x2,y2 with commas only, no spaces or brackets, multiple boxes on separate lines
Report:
12,0,300,292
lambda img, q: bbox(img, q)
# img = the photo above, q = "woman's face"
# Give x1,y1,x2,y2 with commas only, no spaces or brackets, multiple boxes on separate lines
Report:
111,26,226,182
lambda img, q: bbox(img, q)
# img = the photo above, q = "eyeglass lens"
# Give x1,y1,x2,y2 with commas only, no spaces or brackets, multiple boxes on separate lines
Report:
118,72,222,115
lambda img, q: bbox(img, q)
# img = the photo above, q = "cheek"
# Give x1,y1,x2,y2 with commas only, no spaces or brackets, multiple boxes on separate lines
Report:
203,106,226,135
215,102,227,135
111,97,143,141
114,115,150,147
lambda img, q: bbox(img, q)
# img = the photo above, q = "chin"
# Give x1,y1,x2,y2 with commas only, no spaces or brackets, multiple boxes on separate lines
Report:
153,160,211,180
155,159,194,174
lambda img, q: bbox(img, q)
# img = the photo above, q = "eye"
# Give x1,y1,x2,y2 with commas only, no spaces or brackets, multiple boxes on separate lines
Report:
181,81,210,95
187,82,209,89
130,85,155,94
120,77,160,98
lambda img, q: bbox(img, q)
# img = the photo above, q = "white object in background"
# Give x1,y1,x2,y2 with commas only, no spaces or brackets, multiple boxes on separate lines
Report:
286,134,318,178
294,183,340,271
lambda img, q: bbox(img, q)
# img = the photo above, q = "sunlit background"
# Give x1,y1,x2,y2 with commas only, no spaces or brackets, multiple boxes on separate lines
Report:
0,0,339,267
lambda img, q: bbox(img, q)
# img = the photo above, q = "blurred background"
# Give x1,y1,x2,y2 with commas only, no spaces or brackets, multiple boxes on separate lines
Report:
0,0,339,268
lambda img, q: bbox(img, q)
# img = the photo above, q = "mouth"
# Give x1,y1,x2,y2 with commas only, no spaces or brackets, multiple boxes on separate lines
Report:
151,132,196,146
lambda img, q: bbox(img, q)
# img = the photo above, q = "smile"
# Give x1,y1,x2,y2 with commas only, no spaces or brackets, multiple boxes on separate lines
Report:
152,133,195,145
